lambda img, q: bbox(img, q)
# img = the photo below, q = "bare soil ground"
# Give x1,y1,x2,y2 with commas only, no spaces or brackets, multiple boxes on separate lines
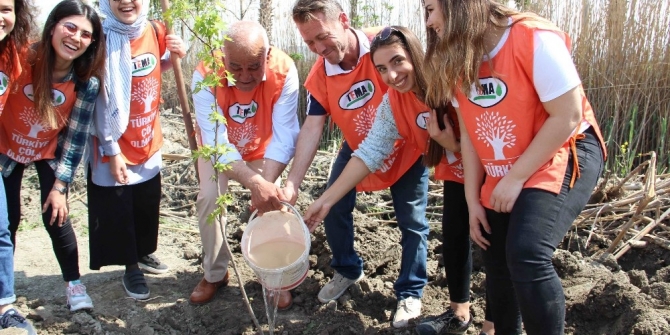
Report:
3,109,670,335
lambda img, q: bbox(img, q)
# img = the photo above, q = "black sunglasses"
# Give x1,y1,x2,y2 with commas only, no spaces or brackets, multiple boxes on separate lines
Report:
373,26,400,43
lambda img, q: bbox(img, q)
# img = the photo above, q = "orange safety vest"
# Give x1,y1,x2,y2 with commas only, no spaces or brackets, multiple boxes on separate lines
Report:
195,47,293,161
0,45,23,116
455,18,606,209
388,89,463,183
0,65,76,163
304,29,421,192
109,23,165,165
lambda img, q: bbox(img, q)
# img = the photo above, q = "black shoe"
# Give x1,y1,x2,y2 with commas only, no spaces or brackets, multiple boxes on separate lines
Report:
138,254,169,274
415,308,472,335
0,308,37,335
123,268,151,299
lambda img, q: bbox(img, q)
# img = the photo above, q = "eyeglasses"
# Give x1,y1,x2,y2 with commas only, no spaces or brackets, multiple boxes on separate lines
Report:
111,0,138,2
60,22,94,42
373,26,400,43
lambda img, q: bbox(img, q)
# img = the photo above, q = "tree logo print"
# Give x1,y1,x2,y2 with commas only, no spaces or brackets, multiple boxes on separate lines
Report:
338,80,375,110
19,106,51,138
131,77,160,113
451,162,464,179
131,52,159,77
229,122,259,155
23,84,66,106
228,101,259,124
0,72,8,96
468,77,508,108
353,105,376,137
475,111,517,160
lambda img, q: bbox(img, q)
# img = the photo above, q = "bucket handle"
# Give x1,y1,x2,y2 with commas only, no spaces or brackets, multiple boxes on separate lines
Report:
247,201,305,226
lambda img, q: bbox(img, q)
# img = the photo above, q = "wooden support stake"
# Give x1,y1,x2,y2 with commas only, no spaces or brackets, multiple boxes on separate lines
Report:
159,0,199,180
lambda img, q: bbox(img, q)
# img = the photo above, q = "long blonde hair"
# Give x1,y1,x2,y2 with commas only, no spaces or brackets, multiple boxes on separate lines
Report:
424,0,531,107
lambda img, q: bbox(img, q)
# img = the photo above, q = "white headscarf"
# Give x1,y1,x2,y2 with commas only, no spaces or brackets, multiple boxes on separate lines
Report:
99,0,151,140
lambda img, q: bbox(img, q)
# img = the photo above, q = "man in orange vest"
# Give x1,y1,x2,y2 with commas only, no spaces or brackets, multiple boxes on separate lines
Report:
267,0,430,328
190,21,299,308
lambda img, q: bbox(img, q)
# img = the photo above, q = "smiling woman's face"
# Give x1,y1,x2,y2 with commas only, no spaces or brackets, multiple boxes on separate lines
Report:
51,15,93,63
424,0,445,36
110,0,143,24
373,43,417,94
0,0,16,42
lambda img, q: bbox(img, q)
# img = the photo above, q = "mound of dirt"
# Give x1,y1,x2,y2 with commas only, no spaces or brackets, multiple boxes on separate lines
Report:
4,108,670,335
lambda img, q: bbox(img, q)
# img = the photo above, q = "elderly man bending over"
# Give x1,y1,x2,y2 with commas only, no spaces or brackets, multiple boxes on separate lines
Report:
189,21,299,308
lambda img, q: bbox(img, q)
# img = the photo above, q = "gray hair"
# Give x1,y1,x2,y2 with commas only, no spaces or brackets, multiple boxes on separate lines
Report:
224,21,270,56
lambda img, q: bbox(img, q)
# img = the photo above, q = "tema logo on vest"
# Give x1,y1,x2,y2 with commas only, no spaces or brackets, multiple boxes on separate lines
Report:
23,84,66,106
468,77,507,108
132,53,158,77
228,101,258,124
0,72,8,96
339,80,375,110
415,111,430,130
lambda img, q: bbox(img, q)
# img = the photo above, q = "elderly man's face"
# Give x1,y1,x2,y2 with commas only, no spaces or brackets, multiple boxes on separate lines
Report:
224,42,267,92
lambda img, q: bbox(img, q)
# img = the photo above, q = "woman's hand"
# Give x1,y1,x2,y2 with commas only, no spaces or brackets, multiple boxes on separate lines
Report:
109,154,129,184
469,203,491,250
302,197,332,233
43,183,68,226
166,35,186,58
427,109,460,152
489,175,524,213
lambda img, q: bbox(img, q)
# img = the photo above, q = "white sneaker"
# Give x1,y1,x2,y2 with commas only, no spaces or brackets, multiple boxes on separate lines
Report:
317,271,365,303
67,280,94,312
392,296,421,328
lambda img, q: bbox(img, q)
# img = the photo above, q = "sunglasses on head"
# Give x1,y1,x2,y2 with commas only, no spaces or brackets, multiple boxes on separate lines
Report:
373,26,400,43
60,22,94,42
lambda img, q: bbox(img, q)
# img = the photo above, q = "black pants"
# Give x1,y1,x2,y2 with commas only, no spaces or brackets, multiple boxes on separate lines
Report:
4,160,80,282
442,181,491,321
482,127,604,335
87,169,161,270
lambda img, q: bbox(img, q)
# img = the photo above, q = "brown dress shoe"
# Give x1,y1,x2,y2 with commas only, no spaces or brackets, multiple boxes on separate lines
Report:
189,272,229,305
266,290,293,310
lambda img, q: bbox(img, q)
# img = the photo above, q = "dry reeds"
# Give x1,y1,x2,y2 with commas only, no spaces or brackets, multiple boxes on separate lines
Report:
574,153,670,259
520,0,670,173
157,0,668,172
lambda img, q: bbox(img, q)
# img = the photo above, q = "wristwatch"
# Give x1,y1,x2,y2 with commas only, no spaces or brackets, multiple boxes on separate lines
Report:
53,184,68,195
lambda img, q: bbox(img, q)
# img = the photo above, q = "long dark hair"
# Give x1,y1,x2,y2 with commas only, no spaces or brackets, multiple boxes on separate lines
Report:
32,0,106,128
369,25,450,167
0,0,35,83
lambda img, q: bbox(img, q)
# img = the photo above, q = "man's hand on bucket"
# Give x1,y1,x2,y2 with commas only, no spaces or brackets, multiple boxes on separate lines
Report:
249,177,287,215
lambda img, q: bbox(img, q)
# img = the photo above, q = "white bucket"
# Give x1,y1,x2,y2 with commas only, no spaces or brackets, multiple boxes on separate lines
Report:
241,203,310,291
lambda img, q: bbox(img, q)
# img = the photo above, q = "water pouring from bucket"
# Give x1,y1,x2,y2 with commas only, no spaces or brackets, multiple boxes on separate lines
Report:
241,202,310,334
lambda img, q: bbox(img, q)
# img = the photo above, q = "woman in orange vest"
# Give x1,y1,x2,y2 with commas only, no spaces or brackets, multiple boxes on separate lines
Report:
302,26,492,331
422,1,607,334
0,0,105,314
86,0,185,300
0,0,38,333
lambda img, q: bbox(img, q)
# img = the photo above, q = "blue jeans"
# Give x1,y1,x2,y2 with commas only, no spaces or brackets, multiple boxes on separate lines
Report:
0,177,15,305
323,142,429,300
482,127,604,335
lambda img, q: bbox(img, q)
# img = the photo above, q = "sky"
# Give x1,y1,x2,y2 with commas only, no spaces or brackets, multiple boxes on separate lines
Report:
35,0,95,27
35,0,61,26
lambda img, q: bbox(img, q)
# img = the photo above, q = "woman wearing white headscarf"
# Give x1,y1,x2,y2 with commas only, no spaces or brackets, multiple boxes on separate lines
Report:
87,0,185,300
